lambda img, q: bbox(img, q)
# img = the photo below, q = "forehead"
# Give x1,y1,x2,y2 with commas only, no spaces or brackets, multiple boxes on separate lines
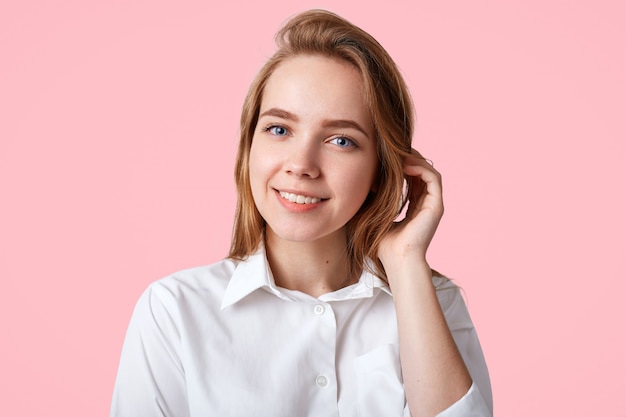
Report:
260,55,372,129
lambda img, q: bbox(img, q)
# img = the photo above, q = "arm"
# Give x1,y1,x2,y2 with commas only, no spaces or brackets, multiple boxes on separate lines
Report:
110,284,190,417
436,277,493,414
379,151,491,417
391,262,472,417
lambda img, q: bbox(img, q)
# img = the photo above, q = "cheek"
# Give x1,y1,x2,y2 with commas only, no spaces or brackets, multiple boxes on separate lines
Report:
248,150,262,195
248,140,273,200
357,157,380,195
341,161,378,206
248,138,264,176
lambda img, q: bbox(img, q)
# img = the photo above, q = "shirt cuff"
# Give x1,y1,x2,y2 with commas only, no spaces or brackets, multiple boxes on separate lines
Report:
436,381,492,417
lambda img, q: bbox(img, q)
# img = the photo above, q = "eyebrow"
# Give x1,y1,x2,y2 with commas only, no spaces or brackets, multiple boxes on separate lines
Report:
259,107,370,138
322,119,369,138
259,108,299,122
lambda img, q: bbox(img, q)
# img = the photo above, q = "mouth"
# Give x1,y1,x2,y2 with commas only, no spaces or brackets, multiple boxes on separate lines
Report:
278,190,324,205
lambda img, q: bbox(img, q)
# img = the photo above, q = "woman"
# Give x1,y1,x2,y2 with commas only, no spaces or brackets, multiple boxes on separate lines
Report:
111,10,492,417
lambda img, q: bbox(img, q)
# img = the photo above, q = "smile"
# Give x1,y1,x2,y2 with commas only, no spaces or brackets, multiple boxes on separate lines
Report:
278,191,322,204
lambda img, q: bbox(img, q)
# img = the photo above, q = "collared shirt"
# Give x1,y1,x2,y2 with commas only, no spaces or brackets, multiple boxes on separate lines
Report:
111,248,492,416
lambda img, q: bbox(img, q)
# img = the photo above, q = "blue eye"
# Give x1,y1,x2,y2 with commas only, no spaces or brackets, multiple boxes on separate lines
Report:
266,125,288,136
329,136,355,147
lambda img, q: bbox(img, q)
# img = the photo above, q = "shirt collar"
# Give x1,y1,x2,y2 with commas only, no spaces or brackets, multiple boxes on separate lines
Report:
220,246,391,309
220,247,283,309
319,271,391,302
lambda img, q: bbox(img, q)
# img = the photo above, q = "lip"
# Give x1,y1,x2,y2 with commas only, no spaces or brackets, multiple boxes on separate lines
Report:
273,189,326,212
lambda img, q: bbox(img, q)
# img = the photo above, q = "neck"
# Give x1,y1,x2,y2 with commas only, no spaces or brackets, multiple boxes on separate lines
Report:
264,229,357,298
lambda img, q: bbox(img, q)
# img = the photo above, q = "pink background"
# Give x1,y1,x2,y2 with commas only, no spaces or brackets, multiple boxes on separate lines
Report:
1,0,624,415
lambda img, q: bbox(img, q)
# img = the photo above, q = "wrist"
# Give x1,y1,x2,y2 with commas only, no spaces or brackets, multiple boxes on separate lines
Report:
384,257,433,290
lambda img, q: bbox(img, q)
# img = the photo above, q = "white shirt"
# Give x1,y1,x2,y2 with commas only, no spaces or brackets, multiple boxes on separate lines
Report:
111,248,492,416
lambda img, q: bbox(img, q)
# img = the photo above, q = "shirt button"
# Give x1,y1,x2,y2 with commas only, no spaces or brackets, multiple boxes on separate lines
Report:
316,375,328,387
314,304,325,315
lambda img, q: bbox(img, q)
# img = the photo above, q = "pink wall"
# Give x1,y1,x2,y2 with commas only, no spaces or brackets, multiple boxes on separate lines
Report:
1,1,624,415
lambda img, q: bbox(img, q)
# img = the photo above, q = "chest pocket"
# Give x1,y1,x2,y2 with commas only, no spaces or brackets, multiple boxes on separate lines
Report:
354,344,408,417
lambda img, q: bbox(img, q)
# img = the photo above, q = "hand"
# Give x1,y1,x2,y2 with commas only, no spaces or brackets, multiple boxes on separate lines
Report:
378,149,444,271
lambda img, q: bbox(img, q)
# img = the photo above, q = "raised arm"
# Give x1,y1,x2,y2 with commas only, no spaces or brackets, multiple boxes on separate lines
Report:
378,150,491,417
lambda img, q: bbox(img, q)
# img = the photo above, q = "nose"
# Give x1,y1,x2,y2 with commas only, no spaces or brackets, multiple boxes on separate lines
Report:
284,139,320,179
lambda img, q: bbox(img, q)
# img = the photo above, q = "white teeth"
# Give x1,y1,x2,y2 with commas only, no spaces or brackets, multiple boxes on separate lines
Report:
279,191,321,204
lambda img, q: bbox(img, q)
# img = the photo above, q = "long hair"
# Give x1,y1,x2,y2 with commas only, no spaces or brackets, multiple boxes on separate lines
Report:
229,9,415,281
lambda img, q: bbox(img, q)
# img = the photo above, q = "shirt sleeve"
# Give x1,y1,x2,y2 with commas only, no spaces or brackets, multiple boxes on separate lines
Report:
433,278,493,417
110,284,190,417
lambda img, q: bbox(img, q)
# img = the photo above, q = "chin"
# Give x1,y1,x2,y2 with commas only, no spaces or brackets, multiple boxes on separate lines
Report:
265,223,343,245
270,230,324,243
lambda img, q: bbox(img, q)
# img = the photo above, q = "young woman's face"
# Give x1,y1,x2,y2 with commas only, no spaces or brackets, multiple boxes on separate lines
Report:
248,55,378,245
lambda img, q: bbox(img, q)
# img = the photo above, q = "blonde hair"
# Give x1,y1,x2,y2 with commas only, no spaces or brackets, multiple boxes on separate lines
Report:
229,9,415,281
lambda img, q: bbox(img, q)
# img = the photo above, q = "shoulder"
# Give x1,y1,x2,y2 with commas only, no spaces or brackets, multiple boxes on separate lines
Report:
140,257,240,316
432,273,475,331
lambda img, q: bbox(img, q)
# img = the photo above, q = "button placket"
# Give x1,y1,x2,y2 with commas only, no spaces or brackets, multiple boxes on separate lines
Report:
308,301,336,399
315,375,328,387
313,304,325,315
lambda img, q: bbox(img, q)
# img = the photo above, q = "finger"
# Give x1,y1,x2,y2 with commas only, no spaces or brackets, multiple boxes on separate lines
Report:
403,163,443,219
403,150,443,204
403,154,442,195
403,176,425,221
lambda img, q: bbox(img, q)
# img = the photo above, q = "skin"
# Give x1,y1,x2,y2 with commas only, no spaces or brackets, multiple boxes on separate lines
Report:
249,54,472,416
249,55,378,296
379,153,472,416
